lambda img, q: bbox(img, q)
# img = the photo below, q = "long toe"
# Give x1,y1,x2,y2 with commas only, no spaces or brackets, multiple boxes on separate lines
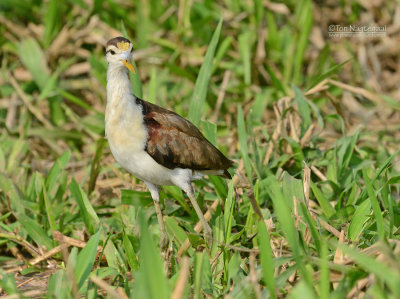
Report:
204,225,213,248
160,232,169,251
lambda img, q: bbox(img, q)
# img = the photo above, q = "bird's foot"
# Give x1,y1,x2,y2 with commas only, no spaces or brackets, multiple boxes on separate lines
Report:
160,232,169,252
203,224,213,248
160,237,172,274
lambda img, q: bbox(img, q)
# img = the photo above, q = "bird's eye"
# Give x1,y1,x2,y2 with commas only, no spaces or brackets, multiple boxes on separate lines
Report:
110,50,116,55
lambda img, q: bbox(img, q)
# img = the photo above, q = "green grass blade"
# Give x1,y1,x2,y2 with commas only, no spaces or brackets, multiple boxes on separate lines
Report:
45,150,70,194
42,0,63,47
201,120,217,146
0,271,18,295
265,63,287,94
42,185,56,232
188,17,223,127
130,58,143,99
88,138,107,194
266,176,313,286
238,31,251,85
348,199,371,241
289,281,317,299
237,105,252,179
299,203,321,254
18,215,53,250
57,89,97,112
337,130,359,175
384,177,395,238
134,211,169,299
194,252,213,298
258,220,277,299
18,38,50,90
75,230,100,289
293,0,312,85
102,240,121,270
5,139,27,173
307,59,351,90
293,86,312,137
310,181,335,218
371,149,400,183
339,243,400,295
319,240,329,299
69,179,100,234
0,175,25,215
165,217,192,252
123,232,139,271
212,36,233,73
362,168,385,239
224,181,234,245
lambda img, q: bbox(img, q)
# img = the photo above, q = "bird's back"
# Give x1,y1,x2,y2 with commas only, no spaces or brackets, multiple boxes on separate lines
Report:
136,98,233,178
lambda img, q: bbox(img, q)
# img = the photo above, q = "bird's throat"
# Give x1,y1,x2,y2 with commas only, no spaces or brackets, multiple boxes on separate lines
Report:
106,65,132,103
105,64,147,155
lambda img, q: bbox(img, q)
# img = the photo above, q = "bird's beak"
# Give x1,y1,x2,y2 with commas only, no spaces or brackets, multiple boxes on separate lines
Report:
122,60,136,74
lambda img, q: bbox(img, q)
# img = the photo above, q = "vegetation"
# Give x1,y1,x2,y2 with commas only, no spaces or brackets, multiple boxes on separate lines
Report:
1,0,399,298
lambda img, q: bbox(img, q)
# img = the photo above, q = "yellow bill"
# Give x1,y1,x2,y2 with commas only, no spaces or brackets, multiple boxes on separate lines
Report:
122,60,136,74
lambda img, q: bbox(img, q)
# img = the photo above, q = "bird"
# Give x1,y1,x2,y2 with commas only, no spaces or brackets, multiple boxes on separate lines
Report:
104,36,233,248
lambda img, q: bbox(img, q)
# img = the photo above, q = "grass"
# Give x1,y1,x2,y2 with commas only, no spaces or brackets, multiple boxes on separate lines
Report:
1,0,400,298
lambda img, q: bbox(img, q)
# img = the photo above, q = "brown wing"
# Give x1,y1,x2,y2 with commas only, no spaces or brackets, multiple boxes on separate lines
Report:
138,99,233,177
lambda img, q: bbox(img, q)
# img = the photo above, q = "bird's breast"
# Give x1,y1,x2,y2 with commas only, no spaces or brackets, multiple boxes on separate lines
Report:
105,96,148,162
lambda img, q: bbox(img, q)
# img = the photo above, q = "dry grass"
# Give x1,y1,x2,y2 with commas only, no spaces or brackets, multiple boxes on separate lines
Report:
1,1,400,298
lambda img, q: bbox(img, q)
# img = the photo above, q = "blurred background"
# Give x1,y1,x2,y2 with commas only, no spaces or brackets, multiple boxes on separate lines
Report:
1,0,400,297
0,0,399,173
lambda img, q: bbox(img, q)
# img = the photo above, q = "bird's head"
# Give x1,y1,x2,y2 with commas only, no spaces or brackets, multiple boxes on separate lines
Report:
105,36,136,73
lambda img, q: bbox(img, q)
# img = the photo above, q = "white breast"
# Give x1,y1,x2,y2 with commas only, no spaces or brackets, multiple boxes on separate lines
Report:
105,65,208,187
105,67,176,185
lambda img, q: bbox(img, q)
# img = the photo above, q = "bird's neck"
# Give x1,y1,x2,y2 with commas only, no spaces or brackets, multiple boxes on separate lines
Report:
105,64,144,138
106,65,134,105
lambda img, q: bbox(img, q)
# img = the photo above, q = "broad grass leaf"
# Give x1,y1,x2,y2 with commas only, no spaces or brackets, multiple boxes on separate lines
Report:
348,199,371,241
88,138,107,194
266,175,313,286
307,59,350,90
75,230,101,289
188,17,223,127
18,38,50,89
258,220,277,299
362,168,385,239
299,203,321,255
237,105,252,179
293,0,312,84
289,280,317,299
69,179,100,234
238,31,252,85
43,0,63,47
133,211,169,299
164,217,192,252
194,252,213,297
293,86,312,137
123,232,139,271
223,181,234,245
0,271,18,294
340,243,400,295
310,181,335,218
18,215,53,250
45,150,70,194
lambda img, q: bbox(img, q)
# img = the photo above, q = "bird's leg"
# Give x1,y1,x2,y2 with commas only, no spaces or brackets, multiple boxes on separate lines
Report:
146,182,169,250
185,184,213,248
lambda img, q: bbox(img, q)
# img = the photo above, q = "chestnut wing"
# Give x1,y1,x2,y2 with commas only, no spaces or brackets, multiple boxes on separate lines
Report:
141,100,232,172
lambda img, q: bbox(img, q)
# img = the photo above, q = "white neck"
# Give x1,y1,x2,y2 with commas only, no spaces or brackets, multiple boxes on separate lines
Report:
106,64,134,104
105,63,144,139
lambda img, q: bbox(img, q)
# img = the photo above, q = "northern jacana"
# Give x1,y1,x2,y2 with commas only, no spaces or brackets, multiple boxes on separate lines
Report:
105,36,233,248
